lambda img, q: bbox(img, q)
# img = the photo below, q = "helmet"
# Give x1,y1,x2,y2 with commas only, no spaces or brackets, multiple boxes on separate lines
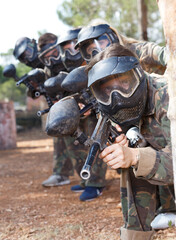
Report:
58,28,84,72
88,56,147,128
75,24,119,62
13,37,43,68
38,39,66,75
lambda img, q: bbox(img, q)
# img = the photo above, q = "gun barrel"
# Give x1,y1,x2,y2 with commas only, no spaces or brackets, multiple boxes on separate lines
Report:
79,103,93,116
34,91,40,98
16,75,28,86
80,165,91,180
37,108,50,117
80,142,100,180
16,80,23,86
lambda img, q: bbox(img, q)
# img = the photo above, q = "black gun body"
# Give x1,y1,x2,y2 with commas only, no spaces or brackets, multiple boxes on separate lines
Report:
80,114,115,180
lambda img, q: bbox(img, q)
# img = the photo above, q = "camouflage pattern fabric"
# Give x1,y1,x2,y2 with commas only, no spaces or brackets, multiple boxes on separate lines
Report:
53,136,74,177
120,74,175,232
128,42,166,74
117,31,167,74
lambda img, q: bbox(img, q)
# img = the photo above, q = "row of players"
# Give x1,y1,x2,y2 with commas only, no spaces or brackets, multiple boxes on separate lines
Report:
11,19,175,238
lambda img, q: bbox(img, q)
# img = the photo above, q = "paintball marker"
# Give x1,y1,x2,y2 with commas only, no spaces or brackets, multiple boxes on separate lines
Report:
36,71,70,117
3,64,42,97
45,66,98,142
80,112,120,180
62,66,147,179
3,64,18,81
44,64,147,180
3,64,53,116
80,118,148,180
61,66,97,107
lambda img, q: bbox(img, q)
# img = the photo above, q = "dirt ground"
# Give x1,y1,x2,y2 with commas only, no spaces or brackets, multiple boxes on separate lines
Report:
0,128,175,240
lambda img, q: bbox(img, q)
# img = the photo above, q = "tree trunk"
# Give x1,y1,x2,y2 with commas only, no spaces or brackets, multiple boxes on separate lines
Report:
0,101,17,150
137,0,148,40
157,0,176,203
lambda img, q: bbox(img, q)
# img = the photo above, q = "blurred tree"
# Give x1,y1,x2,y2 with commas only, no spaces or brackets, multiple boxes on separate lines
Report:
37,29,47,37
0,79,26,103
0,65,7,84
137,0,148,40
57,0,164,44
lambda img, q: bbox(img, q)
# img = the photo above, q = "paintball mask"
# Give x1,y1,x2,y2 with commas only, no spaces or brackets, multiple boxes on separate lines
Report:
75,24,119,62
58,28,84,72
13,37,42,68
38,41,66,74
88,56,147,128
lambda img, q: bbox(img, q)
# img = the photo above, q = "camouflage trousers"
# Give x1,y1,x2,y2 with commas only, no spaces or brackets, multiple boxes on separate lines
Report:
120,168,175,232
53,113,107,187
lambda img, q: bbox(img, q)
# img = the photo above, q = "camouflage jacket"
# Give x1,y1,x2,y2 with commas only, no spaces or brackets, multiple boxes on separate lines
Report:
115,30,166,74
133,73,173,185
128,42,166,74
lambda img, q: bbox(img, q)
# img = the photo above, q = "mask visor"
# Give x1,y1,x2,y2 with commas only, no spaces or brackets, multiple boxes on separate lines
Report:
60,40,79,57
18,43,35,63
38,44,60,67
80,34,111,61
91,69,140,105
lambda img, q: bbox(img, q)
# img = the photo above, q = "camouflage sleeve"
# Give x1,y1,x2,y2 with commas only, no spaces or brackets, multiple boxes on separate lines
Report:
133,41,166,66
133,85,173,185
134,144,173,185
128,41,167,74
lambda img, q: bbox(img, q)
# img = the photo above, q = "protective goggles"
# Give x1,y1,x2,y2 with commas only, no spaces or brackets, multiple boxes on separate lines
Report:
80,34,112,61
91,69,140,105
18,43,35,64
38,43,60,67
60,39,79,57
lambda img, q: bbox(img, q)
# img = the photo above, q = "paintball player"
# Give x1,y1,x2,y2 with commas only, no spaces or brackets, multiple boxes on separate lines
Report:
13,37,44,69
13,37,46,100
85,43,175,239
57,28,106,201
75,21,175,228
13,36,70,186
38,31,105,202
75,22,166,75
37,32,74,187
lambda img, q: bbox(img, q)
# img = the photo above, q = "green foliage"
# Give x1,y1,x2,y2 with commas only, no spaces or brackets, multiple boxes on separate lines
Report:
57,0,101,27
0,48,14,57
15,62,32,78
168,220,173,228
37,30,48,37
57,0,164,43
0,65,7,84
0,78,26,104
